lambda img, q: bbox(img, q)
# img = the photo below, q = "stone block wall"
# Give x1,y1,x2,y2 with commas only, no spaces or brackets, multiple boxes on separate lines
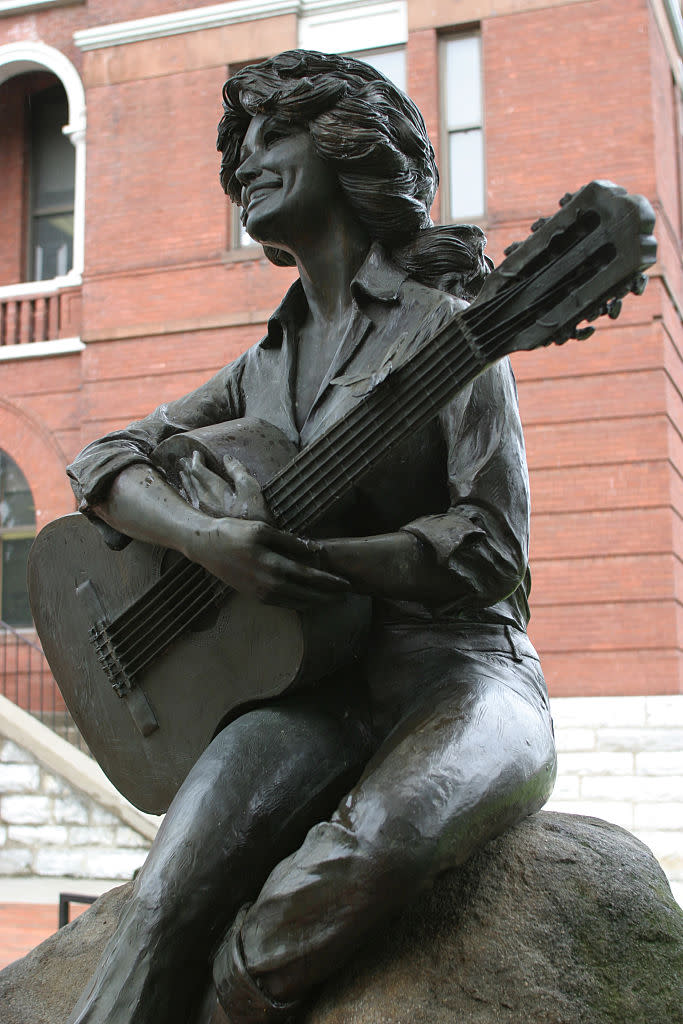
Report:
0,739,150,880
546,694,683,901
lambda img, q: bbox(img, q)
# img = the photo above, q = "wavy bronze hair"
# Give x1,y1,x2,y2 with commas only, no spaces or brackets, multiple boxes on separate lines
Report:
217,49,491,299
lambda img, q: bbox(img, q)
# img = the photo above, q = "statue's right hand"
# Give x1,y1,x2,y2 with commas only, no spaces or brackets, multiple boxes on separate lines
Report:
183,517,351,609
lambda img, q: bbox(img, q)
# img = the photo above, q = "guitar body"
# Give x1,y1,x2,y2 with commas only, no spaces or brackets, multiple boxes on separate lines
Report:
29,419,371,814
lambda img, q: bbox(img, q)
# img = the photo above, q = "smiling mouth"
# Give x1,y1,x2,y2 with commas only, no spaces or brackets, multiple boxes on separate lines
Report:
245,183,280,210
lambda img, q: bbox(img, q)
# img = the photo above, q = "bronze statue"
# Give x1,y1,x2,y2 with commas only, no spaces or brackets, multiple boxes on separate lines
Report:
28,49,655,1024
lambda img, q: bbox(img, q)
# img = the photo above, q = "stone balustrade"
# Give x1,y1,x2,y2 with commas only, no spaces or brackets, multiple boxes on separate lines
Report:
0,277,81,350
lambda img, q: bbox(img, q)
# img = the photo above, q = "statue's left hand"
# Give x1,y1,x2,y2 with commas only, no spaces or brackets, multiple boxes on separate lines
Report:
178,451,274,524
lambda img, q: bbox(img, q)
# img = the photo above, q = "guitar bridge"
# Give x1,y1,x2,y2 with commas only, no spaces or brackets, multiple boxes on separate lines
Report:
89,620,133,697
77,578,159,738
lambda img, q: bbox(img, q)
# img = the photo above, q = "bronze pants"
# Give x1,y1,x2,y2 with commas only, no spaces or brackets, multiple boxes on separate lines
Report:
68,625,556,1024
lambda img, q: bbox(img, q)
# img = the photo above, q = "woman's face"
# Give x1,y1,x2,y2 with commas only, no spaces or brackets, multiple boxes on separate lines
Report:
235,113,343,252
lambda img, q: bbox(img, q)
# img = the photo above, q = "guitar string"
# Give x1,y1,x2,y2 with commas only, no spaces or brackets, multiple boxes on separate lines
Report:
107,559,203,640
106,322,483,649
268,326,486,525
108,249,603,674
117,573,220,676
269,255,598,530
270,244,594,520
264,267,558,520
111,567,214,663
269,304,541,528
124,582,225,678
110,258,588,671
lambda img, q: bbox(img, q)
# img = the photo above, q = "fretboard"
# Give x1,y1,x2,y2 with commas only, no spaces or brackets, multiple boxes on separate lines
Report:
264,301,505,534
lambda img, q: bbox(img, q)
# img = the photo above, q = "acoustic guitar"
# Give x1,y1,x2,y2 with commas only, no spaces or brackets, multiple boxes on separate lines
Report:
28,181,656,813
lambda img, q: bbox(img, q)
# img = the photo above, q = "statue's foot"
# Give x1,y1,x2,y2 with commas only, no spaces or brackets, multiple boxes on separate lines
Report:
213,905,300,1024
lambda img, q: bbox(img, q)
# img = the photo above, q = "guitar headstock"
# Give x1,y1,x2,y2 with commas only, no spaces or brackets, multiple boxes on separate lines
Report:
472,181,656,356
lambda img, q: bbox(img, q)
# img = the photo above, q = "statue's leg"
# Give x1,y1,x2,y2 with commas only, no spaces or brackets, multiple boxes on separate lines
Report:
216,644,557,1020
67,693,373,1024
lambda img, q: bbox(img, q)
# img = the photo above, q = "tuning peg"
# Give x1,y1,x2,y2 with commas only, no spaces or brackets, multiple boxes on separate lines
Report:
607,299,622,320
631,273,648,296
530,217,547,233
574,326,595,341
553,325,573,346
504,241,522,256
583,301,603,322
559,192,574,207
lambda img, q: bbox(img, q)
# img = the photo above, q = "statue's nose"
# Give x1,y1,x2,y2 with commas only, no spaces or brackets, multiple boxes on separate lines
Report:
235,153,260,186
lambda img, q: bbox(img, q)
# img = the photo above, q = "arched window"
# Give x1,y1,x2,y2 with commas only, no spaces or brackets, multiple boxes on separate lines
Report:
0,42,86,286
0,451,36,627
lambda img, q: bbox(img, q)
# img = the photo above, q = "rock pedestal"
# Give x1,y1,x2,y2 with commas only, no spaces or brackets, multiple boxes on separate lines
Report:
1,812,681,1024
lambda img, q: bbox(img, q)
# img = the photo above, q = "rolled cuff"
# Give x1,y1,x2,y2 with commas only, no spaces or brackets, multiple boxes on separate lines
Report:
402,506,525,609
67,441,160,551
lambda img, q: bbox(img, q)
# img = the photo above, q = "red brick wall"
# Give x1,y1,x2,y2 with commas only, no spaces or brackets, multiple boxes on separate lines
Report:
0,76,28,285
0,0,680,699
0,361,79,529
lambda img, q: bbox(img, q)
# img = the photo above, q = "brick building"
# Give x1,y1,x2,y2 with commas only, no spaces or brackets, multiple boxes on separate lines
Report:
0,0,682,892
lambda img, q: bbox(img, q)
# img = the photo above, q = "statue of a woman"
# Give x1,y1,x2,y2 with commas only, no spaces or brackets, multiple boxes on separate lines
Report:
67,49,556,1024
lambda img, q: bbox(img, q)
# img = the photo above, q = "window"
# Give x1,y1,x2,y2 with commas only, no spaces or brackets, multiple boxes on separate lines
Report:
0,451,35,627
28,83,75,281
441,34,485,222
353,46,406,93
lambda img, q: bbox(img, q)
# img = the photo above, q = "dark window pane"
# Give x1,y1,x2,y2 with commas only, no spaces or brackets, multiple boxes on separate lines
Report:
2,537,33,627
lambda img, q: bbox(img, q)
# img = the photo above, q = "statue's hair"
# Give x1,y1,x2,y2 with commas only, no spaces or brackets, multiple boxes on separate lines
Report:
217,49,491,300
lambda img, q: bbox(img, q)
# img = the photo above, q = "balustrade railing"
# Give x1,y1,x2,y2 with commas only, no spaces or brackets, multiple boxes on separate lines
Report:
0,277,82,349
0,619,88,753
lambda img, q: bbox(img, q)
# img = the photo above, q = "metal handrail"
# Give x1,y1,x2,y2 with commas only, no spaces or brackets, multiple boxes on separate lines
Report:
0,618,89,753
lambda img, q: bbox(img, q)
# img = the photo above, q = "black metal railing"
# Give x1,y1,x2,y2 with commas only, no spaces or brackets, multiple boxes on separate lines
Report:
58,892,97,928
0,619,89,753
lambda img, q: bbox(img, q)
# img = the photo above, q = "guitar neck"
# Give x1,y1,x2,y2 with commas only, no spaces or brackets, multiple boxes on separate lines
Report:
261,182,658,535
263,301,509,534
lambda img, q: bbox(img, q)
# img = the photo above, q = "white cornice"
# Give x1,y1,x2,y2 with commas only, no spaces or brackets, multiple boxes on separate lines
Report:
0,0,82,15
0,337,84,360
73,0,399,51
300,0,406,51
74,0,300,51
0,272,82,300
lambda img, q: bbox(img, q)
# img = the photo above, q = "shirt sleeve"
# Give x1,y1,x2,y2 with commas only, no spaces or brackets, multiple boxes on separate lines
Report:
66,356,246,547
402,357,530,610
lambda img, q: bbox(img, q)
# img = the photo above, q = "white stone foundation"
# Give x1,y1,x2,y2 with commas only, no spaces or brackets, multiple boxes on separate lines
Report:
547,694,683,905
0,738,151,880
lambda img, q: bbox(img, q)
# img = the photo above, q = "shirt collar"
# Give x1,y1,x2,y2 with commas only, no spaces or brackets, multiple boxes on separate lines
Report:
262,243,408,348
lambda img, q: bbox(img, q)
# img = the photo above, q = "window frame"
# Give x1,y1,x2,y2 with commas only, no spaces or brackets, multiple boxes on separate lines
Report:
0,41,86,289
439,30,486,225
26,81,76,283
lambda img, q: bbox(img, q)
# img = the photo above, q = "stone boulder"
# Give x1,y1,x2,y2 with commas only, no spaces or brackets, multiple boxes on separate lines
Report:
1,813,681,1024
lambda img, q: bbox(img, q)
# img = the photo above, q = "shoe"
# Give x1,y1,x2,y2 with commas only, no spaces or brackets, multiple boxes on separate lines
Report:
212,905,300,1023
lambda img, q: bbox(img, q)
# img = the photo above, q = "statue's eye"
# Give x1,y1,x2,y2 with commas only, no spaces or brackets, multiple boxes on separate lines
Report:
264,127,287,147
